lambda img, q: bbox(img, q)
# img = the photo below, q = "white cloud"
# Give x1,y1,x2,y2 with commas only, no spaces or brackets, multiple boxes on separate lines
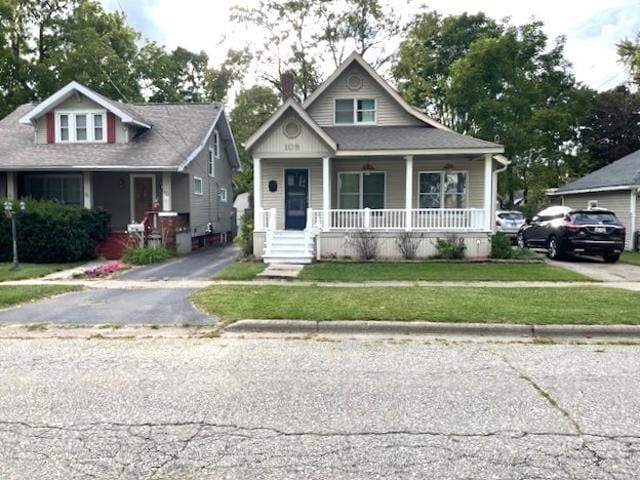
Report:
102,0,640,90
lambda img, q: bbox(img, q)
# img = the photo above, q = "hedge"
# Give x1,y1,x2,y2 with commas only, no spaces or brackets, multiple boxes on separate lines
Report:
0,199,110,263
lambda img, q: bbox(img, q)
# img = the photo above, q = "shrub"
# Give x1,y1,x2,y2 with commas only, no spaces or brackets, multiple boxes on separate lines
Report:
431,237,466,260
490,232,514,259
237,210,254,258
396,232,424,260
348,230,379,260
122,246,176,265
0,199,110,263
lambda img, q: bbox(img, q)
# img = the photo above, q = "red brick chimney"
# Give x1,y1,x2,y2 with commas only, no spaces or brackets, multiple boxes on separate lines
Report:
281,70,295,102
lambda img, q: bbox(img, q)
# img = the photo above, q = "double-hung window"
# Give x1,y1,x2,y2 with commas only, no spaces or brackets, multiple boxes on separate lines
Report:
56,111,106,143
334,99,376,125
418,171,468,209
208,148,215,177
213,130,220,158
219,187,228,202
338,171,385,209
193,176,203,196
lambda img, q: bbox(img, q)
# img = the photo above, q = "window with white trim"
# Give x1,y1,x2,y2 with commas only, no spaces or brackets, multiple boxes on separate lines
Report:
219,187,228,202
208,148,215,177
334,98,376,125
23,174,82,206
56,111,106,143
193,176,203,195
338,171,385,209
213,130,220,158
588,200,599,209
418,171,468,208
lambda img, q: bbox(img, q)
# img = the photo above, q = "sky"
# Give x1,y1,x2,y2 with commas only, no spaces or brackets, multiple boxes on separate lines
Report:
100,0,640,92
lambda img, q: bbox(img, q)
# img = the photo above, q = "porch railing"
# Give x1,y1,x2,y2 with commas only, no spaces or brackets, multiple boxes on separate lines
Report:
256,207,276,232
308,208,487,232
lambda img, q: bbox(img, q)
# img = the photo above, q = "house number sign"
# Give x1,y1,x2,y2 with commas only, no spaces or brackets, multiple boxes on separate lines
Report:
285,143,301,151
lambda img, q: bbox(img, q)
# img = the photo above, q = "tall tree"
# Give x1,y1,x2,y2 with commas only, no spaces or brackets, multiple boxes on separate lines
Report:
618,31,640,85
230,85,280,195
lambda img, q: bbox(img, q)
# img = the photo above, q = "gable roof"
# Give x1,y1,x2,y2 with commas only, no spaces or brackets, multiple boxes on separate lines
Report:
244,98,337,152
19,81,151,129
302,51,450,130
1,102,240,171
552,149,640,195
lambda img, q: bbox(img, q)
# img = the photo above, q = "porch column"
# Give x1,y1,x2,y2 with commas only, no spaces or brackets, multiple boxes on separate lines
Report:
322,156,330,230
630,190,637,250
82,172,93,209
404,155,413,230
484,153,493,232
253,157,262,230
162,172,172,211
6,172,16,200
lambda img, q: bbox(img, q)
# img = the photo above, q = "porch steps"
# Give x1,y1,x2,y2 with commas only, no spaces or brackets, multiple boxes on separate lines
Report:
264,231,315,264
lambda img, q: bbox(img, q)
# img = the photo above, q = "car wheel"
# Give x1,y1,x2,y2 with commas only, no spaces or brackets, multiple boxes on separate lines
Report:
603,253,620,263
517,232,527,249
547,236,562,260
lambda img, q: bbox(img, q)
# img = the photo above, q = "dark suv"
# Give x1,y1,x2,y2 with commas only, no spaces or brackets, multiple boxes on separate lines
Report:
517,206,625,262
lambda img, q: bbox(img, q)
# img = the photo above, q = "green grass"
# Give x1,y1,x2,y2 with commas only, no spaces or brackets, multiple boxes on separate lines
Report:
0,263,76,281
192,285,640,324
0,285,81,309
620,251,640,266
299,262,592,282
213,262,267,280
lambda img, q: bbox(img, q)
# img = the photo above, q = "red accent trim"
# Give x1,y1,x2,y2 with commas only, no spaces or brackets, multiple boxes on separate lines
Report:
46,112,55,144
107,112,116,143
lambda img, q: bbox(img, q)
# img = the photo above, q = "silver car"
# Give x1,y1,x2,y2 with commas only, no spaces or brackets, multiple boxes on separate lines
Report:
496,210,526,239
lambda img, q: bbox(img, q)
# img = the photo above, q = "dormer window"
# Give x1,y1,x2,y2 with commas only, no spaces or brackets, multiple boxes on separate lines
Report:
334,98,376,125
55,111,106,143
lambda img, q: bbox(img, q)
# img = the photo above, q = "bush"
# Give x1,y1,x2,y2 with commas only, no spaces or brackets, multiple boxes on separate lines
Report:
237,210,254,258
490,232,514,259
349,230,378,260
431,237,466,260
0,199,110,263
396,232,424,260
122,246,177,265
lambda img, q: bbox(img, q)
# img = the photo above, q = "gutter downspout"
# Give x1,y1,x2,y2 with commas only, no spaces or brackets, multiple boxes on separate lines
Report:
631,188,637,251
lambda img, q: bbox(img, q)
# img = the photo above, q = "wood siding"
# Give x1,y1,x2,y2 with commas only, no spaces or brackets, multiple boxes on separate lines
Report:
0,172,6,198
253,111,332,157
561,190,633,249
306,63,423,127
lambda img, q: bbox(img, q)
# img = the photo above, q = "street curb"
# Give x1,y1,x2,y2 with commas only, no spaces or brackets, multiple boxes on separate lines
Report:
223,319,640,338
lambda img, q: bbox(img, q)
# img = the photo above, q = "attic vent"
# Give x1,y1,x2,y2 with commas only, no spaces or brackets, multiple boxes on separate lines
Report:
346,74,363,91
283,121,301,139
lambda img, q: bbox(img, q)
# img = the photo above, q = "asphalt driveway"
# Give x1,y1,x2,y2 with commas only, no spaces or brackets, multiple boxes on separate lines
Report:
118,243,239,280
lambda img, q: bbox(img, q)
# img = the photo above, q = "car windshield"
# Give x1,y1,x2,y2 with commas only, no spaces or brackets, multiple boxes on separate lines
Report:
570,212,620,225
498,212,524,221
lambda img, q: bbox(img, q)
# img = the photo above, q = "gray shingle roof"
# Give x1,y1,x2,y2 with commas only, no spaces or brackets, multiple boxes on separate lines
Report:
556,149,640,194
323,126,502,151
0,103,222,169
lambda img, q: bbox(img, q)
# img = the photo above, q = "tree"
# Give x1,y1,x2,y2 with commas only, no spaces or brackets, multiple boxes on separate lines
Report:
230,85,280,195
394,13,591,206
577,86,640,174
618,32,640,85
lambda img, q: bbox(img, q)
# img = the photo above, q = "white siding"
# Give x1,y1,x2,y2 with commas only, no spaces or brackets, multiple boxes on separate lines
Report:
306,63,423,127
253,112,332,157
561,190,633,249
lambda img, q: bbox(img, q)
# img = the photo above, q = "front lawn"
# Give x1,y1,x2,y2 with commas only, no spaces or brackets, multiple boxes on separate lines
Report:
213,262,267,280
192,285,640,324
0,263,75,282
298,262,592,282
0,285,81,309
620,251,640,266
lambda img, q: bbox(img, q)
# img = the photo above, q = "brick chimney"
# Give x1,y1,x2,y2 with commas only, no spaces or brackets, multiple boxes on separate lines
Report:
281,70,295,102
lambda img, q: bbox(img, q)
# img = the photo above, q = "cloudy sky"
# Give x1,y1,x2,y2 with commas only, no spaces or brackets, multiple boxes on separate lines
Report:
100,0,640,91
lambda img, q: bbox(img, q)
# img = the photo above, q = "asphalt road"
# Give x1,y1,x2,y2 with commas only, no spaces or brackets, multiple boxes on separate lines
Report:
0,335,638,479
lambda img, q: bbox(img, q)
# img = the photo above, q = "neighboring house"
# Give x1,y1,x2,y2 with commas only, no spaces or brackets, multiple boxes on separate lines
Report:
0,81,241,258
245,52,507,263
233,191,251,229
549,149,640,250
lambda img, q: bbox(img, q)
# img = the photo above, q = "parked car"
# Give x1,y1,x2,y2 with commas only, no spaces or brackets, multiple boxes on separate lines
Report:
517,206,625,262
496,210,526,241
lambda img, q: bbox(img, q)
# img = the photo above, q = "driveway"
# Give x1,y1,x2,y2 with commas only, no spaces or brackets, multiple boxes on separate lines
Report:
118,243,238,280
0,245,238,325
1,336,639,478
546,255,640,282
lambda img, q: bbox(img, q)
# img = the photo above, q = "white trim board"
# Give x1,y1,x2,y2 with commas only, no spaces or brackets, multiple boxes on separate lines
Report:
19,81,151,129
549,185,635,196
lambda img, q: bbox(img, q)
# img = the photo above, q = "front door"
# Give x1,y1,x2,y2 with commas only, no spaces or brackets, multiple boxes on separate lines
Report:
284,169,308,230
133,176,154,222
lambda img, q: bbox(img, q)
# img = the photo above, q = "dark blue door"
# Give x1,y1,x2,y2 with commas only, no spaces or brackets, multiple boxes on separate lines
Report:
285,169,308,230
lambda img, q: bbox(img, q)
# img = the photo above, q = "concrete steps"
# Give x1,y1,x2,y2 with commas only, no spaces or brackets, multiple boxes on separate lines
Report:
264,230,315,264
